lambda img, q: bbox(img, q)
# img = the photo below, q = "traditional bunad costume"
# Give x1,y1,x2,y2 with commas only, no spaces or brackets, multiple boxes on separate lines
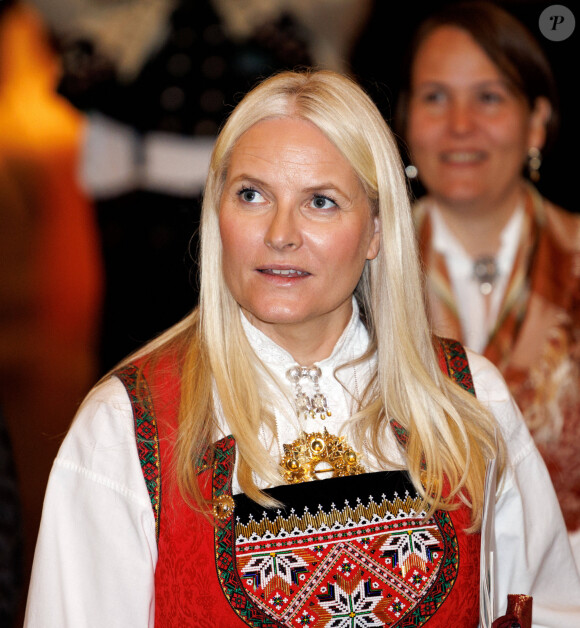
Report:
25,306,580,626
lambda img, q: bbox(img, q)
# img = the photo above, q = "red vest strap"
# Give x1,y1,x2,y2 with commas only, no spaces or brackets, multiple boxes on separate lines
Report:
436,336,475,396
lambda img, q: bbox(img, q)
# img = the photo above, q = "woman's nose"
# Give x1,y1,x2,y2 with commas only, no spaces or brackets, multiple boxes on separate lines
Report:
448,101,476,135
264,204,303,251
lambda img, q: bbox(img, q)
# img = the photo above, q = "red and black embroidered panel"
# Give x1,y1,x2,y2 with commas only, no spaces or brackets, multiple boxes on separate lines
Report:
215,465,460,627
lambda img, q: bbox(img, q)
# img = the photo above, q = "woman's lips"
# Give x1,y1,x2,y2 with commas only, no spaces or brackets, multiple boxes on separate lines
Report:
258,268,310,277
440,150,486,164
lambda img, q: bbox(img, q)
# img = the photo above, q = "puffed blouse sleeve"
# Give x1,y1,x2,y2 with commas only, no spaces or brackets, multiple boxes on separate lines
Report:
24,376,157,628
468,350,580,627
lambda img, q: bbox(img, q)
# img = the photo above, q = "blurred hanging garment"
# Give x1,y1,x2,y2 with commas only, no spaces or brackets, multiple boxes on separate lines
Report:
0,3,103,620
28,0,178,82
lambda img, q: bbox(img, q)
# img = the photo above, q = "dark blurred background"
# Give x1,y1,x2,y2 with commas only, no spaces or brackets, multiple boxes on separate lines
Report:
0,1,576,625
49,0,577,374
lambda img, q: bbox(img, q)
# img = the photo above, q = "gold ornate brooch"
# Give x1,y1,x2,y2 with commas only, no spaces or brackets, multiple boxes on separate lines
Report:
213,494,235,521
281,429,366,484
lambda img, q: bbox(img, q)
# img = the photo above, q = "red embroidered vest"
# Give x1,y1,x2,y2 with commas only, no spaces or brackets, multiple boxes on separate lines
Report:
117,337,480,627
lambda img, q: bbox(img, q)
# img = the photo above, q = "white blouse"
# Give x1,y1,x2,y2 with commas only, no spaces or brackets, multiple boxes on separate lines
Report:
430,203,524,354
25,311,580,627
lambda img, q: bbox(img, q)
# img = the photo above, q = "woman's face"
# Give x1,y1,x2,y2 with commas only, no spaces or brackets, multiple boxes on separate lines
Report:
406,26,548,211
219,117,380,346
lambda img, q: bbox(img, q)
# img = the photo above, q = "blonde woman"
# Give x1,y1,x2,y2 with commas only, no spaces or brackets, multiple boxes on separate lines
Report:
25,70,579,627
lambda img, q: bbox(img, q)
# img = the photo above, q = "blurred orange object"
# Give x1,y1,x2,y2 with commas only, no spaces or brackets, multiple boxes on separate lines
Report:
0,2,103,620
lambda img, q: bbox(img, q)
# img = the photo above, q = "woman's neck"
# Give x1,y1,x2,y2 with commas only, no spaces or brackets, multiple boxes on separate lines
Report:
433,183,525,259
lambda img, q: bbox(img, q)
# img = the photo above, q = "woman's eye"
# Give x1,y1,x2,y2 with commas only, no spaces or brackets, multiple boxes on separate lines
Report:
310,195,337,210
422,90,446,105
238,188,264,203
479,91,503,104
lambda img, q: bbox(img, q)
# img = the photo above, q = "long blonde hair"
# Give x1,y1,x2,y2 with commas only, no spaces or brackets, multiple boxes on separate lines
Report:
132,70,504,530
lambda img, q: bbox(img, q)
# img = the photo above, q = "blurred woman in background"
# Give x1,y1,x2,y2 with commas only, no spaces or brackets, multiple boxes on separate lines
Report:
397,0,580,564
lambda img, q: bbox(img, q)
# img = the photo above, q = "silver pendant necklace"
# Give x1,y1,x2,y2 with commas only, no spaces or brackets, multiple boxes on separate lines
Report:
472,255,498,296
286,365,331,421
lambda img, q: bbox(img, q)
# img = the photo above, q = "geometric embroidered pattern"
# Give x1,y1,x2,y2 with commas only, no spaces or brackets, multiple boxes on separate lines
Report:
214,461,459,627
115,364,162,542
235,497,454,627
234,494,429,541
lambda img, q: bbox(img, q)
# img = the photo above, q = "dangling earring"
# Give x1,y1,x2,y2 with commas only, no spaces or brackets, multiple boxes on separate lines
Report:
405,164,418,179
527,147,542,182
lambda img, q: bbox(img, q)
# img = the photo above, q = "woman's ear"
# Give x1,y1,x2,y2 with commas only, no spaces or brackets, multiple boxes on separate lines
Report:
366,216,381,261
528,96,552,151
